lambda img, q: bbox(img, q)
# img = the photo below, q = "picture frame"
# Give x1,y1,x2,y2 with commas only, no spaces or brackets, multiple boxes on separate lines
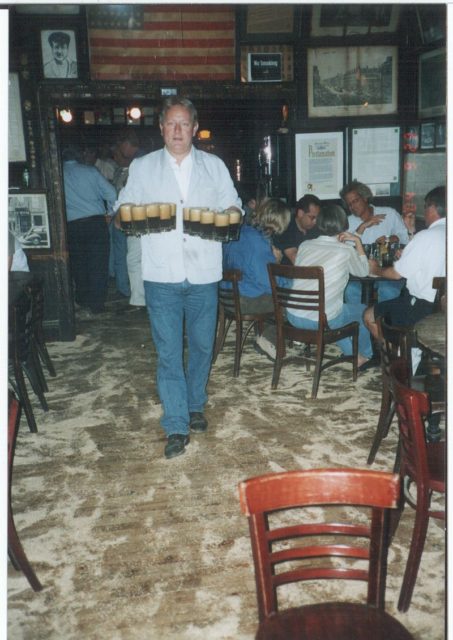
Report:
435,122,446,149
41,28,78,79
308,46,398,118
241,45,293,83
420,122,436,150
311,5,400,37
8,191,51,250
418,48,446,118
294,131,344,201
247,52,282,83
351,127,400,196
238,5,297,43
8,73,27,163
416,5,446,45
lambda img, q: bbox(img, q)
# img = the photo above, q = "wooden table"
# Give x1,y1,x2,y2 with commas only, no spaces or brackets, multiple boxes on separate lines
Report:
349,275,405,305
415,311,446,358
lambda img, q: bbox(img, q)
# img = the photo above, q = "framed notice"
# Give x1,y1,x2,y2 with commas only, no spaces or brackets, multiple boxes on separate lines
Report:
308,46,398,118
8,191,51,249
8,73,26,162
351,127,400,196
295,131,344,201
311,5,400,37
248,53,282,82
418,48,446,118
239,5,296,43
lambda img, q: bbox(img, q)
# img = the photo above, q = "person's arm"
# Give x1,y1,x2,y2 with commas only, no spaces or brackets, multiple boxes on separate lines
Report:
283,246,297,264
353,214,386,237
338,231,369,276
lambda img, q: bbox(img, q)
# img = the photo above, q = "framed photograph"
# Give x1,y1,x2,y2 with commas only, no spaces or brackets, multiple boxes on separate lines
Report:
41,29,78,79
308,47,398,118
8,191,51,250
311,5,400,37
294,131,344,201
420,122,436,150
418,49,446,118
435,122,446,149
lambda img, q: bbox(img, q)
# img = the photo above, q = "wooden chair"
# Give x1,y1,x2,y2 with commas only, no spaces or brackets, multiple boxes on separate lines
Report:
9,292,49,433
25,278,57,379
432,276,445,312
267,263,358,398
8,391,43,591
239,468,414,640
389,359,445,613
367,318,445,465
212,269,275,376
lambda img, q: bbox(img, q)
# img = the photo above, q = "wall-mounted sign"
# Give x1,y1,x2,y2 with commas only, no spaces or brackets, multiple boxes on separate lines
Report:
247,53,282,82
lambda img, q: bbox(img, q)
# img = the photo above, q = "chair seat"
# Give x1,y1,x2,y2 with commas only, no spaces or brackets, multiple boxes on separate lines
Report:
256,602,414,640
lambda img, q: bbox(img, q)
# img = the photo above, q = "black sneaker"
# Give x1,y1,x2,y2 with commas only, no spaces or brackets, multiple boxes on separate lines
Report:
164,434,190,459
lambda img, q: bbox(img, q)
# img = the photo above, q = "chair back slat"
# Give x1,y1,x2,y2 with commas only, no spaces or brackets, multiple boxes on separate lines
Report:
239,468,400,620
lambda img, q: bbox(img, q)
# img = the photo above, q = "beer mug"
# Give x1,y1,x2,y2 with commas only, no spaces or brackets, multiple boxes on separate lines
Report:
213,211,230,242
170,203,177,231
226,209,242,242
146,203,160,233
119,203,133,235
183,207,191,235
188,208,202,237
199,209,215,240
131,205,147,236
159,203,172,232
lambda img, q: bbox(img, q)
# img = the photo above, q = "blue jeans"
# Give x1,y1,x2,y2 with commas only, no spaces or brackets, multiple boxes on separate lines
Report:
287,303,373,359
144,280,218,436
345,280,404,304
110,223,130,297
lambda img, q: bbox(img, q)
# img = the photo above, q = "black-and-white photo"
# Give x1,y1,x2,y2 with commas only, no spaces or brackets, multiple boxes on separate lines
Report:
418,48,446,118
41,29,78,79
308,47,398,118
8,192,51,249
435,122,446,149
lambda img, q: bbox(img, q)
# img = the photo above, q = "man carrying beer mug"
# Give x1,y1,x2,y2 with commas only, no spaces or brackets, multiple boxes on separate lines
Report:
114,98,242,459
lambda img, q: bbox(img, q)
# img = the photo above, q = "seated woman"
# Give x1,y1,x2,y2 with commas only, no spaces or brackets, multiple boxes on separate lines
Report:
286,204,372,369
222,197,291,360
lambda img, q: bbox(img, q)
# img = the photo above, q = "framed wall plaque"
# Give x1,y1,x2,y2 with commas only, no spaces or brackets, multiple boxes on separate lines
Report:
295,131,344,201
8,191,51,249
418,48,446,118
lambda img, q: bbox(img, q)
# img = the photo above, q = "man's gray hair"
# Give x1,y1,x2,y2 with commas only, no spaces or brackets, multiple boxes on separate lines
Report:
159,97,198,125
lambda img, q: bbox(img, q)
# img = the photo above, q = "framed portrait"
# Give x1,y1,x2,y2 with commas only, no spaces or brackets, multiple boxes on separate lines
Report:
8,191,51,250
41,29,78,79
311,5,400,37
420,122,436,150
418,49,446,118
307,47,398,118
294,131,344,201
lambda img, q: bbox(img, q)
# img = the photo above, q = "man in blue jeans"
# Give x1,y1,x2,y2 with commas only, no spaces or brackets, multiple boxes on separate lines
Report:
114,98,242,459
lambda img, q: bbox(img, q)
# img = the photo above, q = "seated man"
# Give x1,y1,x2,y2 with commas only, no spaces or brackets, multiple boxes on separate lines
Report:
364,186,446,341
340,180,409,303
273,194,321,265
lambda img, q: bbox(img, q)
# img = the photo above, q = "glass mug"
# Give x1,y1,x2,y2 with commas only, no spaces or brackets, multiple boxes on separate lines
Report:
119,203,133,235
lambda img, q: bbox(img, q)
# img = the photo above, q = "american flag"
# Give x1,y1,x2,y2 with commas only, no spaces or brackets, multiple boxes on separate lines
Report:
88,4,236,81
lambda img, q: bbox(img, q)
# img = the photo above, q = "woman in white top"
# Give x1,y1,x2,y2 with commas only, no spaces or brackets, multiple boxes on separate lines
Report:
287,204,372,368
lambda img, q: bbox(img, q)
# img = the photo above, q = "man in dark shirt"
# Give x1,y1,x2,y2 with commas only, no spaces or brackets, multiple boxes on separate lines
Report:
273,194,321,265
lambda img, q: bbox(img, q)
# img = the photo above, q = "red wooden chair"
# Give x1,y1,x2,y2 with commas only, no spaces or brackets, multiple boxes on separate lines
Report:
389,358,445,612
267,264,358,398
8,391,43,591
239,468,414,639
